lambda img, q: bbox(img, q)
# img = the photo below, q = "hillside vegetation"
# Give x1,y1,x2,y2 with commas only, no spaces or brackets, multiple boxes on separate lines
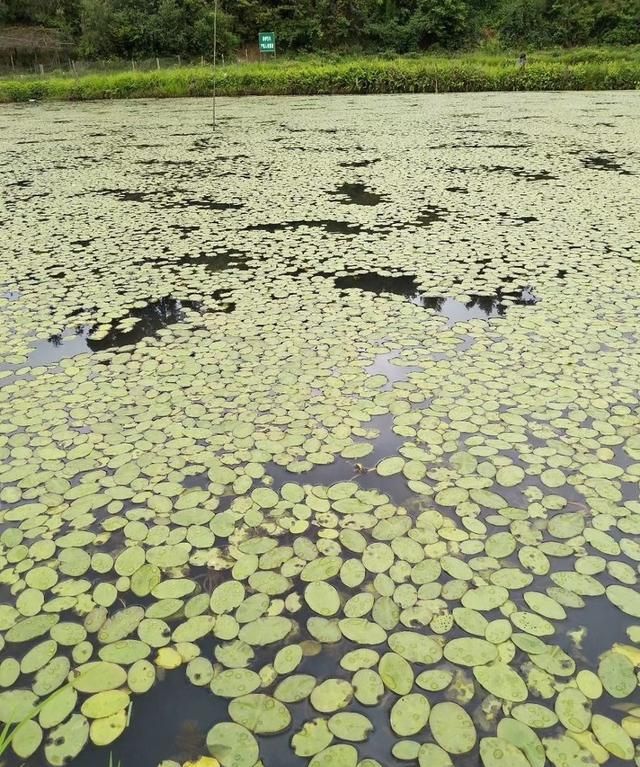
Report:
1,0,639,61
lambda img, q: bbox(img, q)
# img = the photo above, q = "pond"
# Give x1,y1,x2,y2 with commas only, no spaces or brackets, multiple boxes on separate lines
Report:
0,91,639,767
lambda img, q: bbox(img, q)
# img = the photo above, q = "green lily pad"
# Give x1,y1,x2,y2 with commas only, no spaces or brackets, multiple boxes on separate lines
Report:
11,717,43,759
511,703,558,729
228,693,291,734
305,582,341,616
328,712,373,742
0,689,38,723
591,714,634,760
479,737,530,767
390,693,430,736
378,652,414,695
211,669,261,698
597,651,636,699
72,661,127,693
376,457,405,476
429,702,476,755
416,669,453,692
309,744,358,767
339,618,387,645
89,708,127,746
311,679,354,713
127,659,155,694
238,617,292,646
444,637,498,667
353,669,384,706
274,674,317,703
292,718,334,757
474,663,528,702
206,722,259,767
44,714,90,766
273,645,303,675
496,718,545,767
418,743,453,767
606,585,640,618
388,631,443,664
5,614,58,643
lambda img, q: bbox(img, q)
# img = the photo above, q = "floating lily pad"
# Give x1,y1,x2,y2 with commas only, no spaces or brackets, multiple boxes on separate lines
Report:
44,714,90,766
228,693,291,734
309,744,358,767
479,737,530,767
390,693,430,736
328,712,373,742
429,702,476,754
292,718,334,757
474,663,528,703
206,722,259,767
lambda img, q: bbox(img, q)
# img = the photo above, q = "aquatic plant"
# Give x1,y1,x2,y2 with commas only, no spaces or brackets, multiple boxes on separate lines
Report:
0,92,639,767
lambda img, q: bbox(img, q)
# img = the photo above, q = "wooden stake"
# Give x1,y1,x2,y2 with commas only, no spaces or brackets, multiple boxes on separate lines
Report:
212,0,218,131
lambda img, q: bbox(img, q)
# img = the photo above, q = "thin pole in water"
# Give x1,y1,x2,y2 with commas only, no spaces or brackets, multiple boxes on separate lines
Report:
212,0,218,131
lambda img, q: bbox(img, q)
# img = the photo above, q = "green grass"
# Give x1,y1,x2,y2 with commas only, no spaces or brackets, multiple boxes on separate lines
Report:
1,49,639,102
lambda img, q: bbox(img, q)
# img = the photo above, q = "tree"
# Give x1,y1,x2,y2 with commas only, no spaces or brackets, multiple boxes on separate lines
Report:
407,0,471,48
496,0,550,45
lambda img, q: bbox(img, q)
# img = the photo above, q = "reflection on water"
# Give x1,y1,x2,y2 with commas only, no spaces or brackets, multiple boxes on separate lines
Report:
5,298,205,370
335,272,418,297
334,272,539,323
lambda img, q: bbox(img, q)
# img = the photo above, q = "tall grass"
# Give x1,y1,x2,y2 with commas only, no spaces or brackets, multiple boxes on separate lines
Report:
1,52,638,103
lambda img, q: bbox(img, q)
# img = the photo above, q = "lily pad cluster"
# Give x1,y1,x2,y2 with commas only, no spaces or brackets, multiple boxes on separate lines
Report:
0,92,639,767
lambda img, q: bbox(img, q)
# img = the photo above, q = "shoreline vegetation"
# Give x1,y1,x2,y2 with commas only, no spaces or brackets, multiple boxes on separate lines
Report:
1,50,640,103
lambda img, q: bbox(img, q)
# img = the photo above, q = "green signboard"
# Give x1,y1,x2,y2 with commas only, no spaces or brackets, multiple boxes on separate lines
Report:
259,32,276,54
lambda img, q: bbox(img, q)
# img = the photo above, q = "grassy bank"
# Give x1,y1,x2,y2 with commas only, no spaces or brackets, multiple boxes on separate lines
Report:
2,51,639,103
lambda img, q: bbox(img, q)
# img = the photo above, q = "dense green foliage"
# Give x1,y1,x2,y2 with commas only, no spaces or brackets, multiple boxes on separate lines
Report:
1,0,639,59
1,52,638,103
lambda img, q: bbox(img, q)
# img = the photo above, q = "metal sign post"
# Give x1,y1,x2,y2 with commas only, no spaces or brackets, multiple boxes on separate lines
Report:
212,0,218,130
259,32,276,58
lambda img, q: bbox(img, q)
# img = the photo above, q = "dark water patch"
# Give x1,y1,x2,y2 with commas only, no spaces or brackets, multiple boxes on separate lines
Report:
88,298,205,351
5,298,207,369
334,272,539,323
70,238,95,248
148,249,250,275
498,212,539,226
1,289,21,300
465,143,531,149
338,158,381,168
7,179,33,188
246,220,369,235
366,350,422,389
169,224,201,240
95,188,243,211
267,413,410,504
413,206,449,226
416,295,504,324
484,165,558,181
175,197,244,211
446,186,468,193
329,183,387,206
214,154,251,161
69,670,225,767
581,153,633,175
335,272,419,298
